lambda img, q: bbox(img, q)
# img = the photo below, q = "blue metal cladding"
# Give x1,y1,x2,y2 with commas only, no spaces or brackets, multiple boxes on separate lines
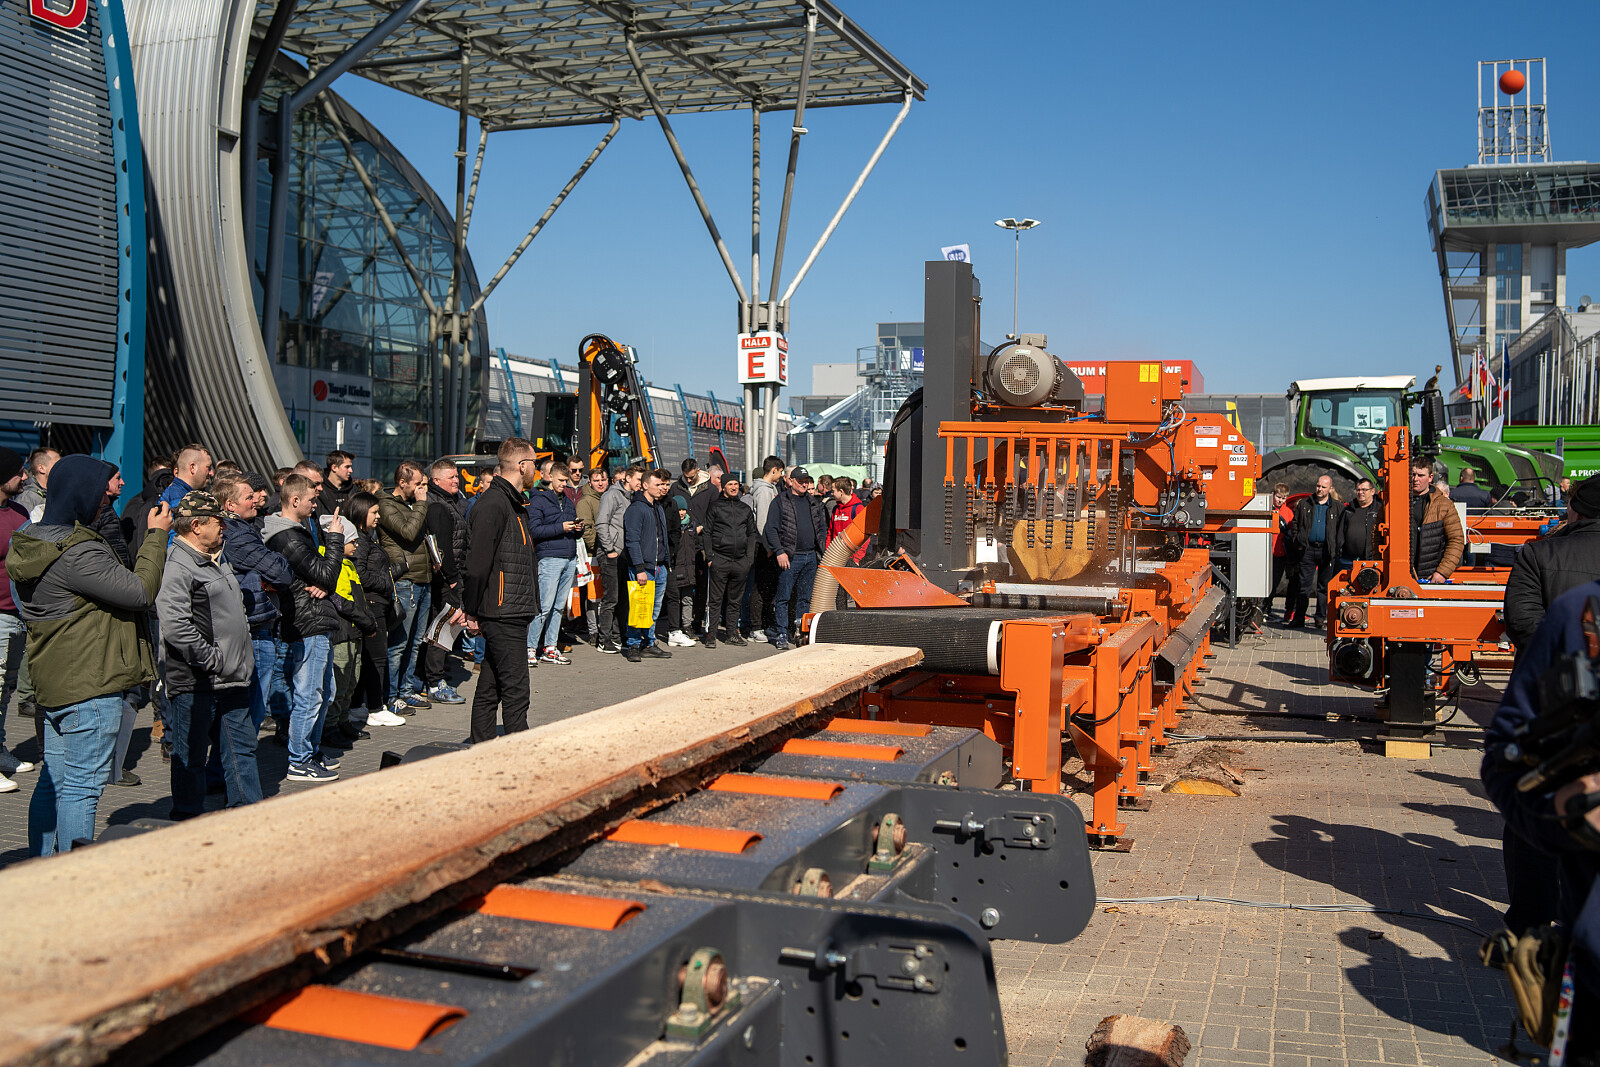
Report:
98,0,146,497
0,0,124,427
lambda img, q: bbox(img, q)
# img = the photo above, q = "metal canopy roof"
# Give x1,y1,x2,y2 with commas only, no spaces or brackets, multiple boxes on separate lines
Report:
258,0,927,131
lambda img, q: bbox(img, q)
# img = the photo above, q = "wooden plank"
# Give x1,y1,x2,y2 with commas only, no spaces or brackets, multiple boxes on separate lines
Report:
0,643,921,1066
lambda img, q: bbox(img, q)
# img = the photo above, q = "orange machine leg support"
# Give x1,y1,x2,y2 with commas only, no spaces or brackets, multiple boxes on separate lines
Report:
1080,643,1127,840
998,621,1066,794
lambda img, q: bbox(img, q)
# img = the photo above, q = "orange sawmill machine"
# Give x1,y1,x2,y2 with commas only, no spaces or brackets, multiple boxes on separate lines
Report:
805,261,1269,848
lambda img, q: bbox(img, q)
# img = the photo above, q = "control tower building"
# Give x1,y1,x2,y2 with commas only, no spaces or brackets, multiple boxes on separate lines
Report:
1425,59,1600,388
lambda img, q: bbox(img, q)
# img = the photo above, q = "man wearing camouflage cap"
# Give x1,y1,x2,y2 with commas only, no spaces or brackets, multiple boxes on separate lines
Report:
156,490,260,817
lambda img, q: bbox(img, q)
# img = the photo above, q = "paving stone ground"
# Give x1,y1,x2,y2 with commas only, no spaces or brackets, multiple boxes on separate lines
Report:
0,623,1526,1066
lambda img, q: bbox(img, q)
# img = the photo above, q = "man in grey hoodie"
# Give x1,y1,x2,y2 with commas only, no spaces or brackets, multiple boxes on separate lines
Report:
741,456,785,641
593,464,643,654
158,491,260,817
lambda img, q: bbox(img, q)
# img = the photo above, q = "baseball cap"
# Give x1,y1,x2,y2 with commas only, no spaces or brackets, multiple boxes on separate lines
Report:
318,513,358,541
175,490,225,519
791,466,813,483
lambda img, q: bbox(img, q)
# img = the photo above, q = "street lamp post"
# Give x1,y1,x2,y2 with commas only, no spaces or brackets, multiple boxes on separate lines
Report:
994,217,1041,339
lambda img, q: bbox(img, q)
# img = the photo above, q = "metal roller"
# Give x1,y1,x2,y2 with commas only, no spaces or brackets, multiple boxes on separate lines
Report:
811,608,1054,675
968,592,1116,615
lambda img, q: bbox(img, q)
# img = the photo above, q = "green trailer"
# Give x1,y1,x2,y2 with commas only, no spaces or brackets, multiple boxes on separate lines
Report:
1260,375,1562,502
1494,424,1600,481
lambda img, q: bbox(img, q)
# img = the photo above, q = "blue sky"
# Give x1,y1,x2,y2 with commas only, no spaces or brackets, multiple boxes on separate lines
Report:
328,1,1600,399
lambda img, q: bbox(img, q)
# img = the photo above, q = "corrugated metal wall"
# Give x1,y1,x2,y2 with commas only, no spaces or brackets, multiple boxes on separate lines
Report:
127,0,303,471
0,3,119,423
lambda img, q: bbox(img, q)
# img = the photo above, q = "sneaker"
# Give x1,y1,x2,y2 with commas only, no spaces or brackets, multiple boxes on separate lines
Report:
540,649,572,665
427,684,465,704
402,693,432,710
389,699,418,717
643,645,673,659
0,778,15,794
624,646,643,663
318,752,342,771
0,749,32,775
339,726,371,742
773,638,791,652
368,709,407,727
749,631,769,643
321,732,355,751
726,634,748,647
287,761,338,782
598,640,621,655
702,637,717,649
667,630,695,648
115,770,141,787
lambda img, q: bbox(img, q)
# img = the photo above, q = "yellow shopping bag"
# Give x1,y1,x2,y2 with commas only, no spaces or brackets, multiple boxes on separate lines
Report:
626,579,656,628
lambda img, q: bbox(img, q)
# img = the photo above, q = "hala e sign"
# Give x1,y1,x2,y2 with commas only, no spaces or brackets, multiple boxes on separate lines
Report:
737,331,788,386
30,0,89,29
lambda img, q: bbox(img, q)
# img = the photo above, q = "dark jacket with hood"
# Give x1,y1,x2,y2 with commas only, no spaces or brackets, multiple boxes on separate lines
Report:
624,490,669,572
92,492,132,569
222,513,293,629
7,456,165,707
262,513,344,641
527,486,579,562
352,527,400,628
463,476,538,619
1504,518,1600,648
705,493,759,566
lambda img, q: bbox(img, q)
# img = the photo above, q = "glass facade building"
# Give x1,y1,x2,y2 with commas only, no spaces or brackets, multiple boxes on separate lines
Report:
252,62,488,479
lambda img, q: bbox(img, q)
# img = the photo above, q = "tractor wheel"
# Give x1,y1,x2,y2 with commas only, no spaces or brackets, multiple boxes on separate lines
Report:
1264,461,1357,502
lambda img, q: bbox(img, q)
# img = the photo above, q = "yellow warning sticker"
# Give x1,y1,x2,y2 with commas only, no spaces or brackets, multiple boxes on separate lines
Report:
1140,364,1159,382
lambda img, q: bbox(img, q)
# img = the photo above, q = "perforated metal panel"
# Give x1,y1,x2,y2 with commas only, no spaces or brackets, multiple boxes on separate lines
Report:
0,3,120,424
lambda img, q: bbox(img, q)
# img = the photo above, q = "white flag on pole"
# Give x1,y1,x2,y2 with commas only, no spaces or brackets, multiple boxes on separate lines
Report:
940,244,971,263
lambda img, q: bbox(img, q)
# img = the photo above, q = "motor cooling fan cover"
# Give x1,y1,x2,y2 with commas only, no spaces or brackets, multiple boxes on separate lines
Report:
985,344,1064,407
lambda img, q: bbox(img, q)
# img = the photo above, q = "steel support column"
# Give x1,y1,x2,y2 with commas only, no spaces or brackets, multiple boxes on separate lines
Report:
261,0,430,370
445,47,471,454
624,37,749,307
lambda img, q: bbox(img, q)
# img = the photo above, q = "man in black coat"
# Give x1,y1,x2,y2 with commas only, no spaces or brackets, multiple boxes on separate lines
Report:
1336,478,1382,570
762,466,828,650
262,473,345,781
420,459,469,702
1505,475,1600,651
1286,475,1337,627
463,439,540,743
702,473,758,648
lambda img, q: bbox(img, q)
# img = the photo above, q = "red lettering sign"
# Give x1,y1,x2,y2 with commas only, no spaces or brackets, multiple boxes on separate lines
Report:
31,0,89,29
747,352,765,378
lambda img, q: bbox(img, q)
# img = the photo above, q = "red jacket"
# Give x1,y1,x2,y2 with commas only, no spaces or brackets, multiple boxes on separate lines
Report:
1272,501,1294,557
828,495,869,564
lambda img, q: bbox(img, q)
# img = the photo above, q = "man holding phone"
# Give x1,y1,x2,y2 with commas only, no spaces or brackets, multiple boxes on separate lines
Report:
527,454,584,665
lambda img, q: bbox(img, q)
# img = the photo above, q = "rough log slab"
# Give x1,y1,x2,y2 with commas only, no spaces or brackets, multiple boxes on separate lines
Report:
0,643,921,1067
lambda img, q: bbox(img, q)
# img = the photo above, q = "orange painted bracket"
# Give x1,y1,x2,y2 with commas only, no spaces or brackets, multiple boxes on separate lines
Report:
781,737,904,762
825,566,967,609
607,820,763,853
245,986,466,1050
824,717,931,738
709,773,845,801
463,885,645,930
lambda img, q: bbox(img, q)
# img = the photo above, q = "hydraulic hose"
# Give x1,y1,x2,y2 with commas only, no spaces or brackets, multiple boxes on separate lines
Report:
809,496,879,614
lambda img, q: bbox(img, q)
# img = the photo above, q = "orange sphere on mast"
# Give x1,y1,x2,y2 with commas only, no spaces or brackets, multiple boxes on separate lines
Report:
1499,69,1527,95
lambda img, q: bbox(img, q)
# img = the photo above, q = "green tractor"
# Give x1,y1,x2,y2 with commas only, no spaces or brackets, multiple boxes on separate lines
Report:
1260,375,1562,502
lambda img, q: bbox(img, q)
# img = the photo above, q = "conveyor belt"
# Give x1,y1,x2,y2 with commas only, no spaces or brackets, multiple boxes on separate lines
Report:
810,608,1055,674
969,592,1116,615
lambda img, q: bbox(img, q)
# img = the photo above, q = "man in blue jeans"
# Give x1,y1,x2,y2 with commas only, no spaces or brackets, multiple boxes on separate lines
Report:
622,469,673,662
528,456,583,665
8,455,171,854
158,491,261,816
263,474,345,781
762,466,828,651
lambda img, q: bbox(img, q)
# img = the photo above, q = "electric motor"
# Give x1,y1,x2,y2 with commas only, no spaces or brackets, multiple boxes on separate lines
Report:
984,341,1074,407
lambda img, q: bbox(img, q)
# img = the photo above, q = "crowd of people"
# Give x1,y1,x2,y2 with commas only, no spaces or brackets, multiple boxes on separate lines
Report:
1264,460,1467,627
0,438,877,854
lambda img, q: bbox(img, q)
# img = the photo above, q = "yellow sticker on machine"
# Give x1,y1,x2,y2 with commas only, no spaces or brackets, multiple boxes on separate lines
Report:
1140,364,1159,382
1242,477,1255,498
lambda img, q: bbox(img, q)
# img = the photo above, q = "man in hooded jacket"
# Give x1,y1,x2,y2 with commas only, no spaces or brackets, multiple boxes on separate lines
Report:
8,456,171,854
